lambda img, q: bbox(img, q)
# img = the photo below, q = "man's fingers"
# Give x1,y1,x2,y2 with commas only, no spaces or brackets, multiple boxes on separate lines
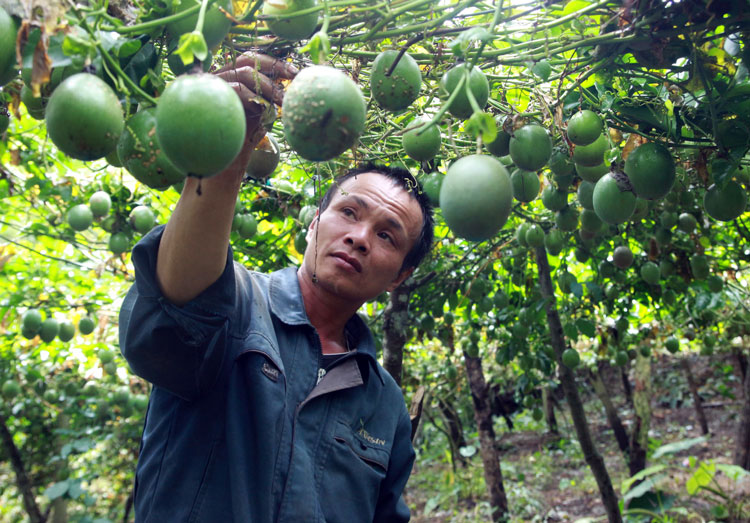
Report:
224,81,269,114
215,53,298,80
216,67,284,106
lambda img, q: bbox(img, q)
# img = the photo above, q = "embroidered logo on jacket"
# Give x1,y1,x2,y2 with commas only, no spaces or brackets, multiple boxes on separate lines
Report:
262,362,279,382
357,428,386,446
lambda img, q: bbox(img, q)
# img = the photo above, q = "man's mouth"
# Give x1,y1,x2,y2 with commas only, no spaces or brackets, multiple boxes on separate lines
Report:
332,252,362,272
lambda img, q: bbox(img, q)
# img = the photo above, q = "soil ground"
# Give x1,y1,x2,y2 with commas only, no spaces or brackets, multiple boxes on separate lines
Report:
404,352,750,522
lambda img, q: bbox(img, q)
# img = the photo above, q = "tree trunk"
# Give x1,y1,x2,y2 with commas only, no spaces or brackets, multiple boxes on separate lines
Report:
734,345,748,388
543,387,558,435
589,367,630,455
733,357,750,470
629,353,652,477
0,411,46,523
437,396,467,467
534,246,622,523
382,284,411,387
681,358,709,435
620,365,633,407
462,350,509,522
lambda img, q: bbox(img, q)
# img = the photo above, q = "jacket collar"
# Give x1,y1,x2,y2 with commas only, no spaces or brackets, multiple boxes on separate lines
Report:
268,267,384,384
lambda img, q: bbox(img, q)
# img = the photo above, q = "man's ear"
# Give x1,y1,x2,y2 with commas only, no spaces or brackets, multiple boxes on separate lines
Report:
305,210,320,242
386,266,414,292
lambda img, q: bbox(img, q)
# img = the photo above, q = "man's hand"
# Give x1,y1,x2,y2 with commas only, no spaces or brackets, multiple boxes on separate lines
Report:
156,52,297,306
213,53,298,178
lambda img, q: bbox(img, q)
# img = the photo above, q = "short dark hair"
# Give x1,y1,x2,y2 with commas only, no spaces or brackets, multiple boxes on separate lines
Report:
318,163,434,273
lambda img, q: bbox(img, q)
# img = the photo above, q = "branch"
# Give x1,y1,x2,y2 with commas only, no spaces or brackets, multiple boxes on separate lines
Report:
0,411,46,523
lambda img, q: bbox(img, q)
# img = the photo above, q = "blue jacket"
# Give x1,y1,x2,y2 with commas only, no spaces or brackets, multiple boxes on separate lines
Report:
119,227,415,522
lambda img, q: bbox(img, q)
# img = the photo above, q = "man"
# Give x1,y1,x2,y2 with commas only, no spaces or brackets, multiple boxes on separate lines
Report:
118,53,434,522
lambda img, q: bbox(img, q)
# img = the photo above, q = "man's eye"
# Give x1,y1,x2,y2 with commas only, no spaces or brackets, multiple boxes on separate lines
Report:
378,232,393,243
342,208,354,216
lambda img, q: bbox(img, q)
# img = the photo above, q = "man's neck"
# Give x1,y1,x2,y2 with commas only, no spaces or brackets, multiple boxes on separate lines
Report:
297,267,361,347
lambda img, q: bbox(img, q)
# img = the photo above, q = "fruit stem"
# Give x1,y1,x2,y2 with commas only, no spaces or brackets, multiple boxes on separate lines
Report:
415,74,466,136
194,0,212,35
99,4,202,34
95,41,157,105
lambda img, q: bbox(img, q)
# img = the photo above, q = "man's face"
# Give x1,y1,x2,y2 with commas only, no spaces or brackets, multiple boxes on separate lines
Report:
302,172,423,303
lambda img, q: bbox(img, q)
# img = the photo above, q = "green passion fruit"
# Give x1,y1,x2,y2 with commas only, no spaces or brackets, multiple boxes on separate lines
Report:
130,206,156,234
525,224,544,247
78,316,95,335
22,309,43,334
624,142,676,200
556,206,579,232
541,185,568,211
690,254,710,280
157,73,246,176
612,245,634,269
21,85,47,120
57,320,75,342
439,154,512,241
703,181,747,221
263,0,319,41
576,161,608,183
485,128,511,157
0,7,18,86
370,50,422,112
89,191,112,218
46,74,124,161
282,65,366,162
572,133,608,167
246,134,280,180
566,110,603,146
548,148,575,176
67,204,93,231
562,348,580,369
118,108,187,189
544,229,565,255
580,208,602,232
109,232,129,254
593,172,636,225
640,261,660,285
167,0,233,50
420,171,443,206
439,63,489,120
402,117,441,162
39,318,59,343
577,180,595,210
510,169,540,203
509,124,552,171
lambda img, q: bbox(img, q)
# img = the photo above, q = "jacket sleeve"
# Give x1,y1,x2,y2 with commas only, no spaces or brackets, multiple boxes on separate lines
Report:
374,409,416,523
118,225,248,401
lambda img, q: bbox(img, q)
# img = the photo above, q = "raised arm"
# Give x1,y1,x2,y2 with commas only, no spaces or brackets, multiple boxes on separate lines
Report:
156,53,297,306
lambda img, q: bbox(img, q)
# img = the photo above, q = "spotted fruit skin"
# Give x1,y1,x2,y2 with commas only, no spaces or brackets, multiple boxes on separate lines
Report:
282,66,366,162
370,50,422,112
118,108,186,189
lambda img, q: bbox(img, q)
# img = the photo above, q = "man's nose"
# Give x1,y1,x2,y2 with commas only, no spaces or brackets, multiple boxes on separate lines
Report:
345,226,370,253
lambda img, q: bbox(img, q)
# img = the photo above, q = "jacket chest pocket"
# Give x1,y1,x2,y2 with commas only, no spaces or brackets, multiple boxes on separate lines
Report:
319,421,392,523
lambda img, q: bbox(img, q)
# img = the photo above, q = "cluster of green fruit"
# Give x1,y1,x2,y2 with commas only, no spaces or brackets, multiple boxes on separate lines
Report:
66,189,156,254
20,308,95,342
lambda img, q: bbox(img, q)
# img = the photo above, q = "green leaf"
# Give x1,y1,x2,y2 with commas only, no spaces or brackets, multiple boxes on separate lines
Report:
652,435,708,459
175,31,208,65
115,39,142,59
44,480,69,500
459,445,477,457
67,479,85,499
576,318,596,337
464,111,497,143
570,281,583,298
450,27,492,57
621,464,667,493
623,474,666,501
563,323,578,342
530,60,551,81
300,32,331,65
716,463,750,481
686,461,715,495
